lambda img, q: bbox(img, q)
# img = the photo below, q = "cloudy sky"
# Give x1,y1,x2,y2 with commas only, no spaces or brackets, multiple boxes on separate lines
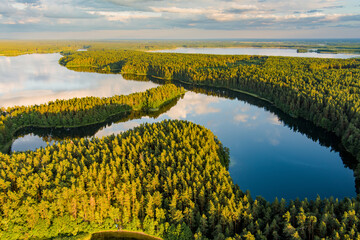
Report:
1,0,360,39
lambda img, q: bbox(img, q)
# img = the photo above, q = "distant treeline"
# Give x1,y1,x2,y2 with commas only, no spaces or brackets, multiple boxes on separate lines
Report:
0,84,185,153
60,50,360,164
1,120,360,240
1,40,360,56
0,40,84,56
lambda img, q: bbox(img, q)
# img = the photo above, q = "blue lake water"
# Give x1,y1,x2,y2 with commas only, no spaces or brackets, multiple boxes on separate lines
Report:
1,51,357,201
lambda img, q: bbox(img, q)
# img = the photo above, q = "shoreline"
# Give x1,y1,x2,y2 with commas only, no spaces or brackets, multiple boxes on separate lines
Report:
1,87,185,154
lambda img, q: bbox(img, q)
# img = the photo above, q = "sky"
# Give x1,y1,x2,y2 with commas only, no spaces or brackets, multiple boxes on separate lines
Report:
0,0,360,39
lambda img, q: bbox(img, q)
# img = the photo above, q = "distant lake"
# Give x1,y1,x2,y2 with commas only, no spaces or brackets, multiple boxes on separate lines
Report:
153,47,360,58
1,53,356,201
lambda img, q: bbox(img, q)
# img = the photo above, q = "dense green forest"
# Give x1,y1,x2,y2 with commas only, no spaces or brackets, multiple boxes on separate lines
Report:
0,84,185,153
59,50,360,164
3,44,360,239
2,119,360,239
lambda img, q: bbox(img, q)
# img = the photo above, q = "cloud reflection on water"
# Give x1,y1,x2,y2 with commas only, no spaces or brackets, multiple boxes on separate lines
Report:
0,53,158,108
165,91,220,119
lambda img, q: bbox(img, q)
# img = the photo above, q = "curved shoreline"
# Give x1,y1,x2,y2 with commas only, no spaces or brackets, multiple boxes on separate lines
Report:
67,67,357,158
0,85,185,154
148,74,274,104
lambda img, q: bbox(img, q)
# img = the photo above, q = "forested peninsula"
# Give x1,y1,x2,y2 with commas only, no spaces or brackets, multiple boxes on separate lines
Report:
2,119,360,240
0,84,185,153
60,50,360,164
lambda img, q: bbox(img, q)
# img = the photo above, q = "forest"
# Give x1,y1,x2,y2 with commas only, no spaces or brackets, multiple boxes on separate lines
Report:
0,84,185,153
59,50,360,165
1,119,360,240
2,45,360,239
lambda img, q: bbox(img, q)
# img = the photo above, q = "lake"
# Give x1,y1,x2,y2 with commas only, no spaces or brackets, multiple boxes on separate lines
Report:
153,47,360,58
0,53,159,108
1,50,357,201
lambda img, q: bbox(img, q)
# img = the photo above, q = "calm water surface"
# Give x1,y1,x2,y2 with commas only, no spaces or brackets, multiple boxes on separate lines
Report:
1,52,356,201
153,47,360,58
0,53,159,108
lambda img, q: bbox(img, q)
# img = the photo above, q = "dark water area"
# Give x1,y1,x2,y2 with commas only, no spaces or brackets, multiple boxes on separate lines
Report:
1,53,357,201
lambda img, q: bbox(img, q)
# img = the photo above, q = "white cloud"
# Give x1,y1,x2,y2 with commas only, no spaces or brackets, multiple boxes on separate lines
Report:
269,138,280,146
207,10,351,22
234,114,249,123
57,18,71,24
146,3,357,25
11,2,27,10
267,115,282,125
151,7,207,15
3,20,16,24
227,3,258,10
266,128,281,146
87,10,161,22
165,92,220,119
0,0,359,37
18,17,41,24
95,121,141,138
